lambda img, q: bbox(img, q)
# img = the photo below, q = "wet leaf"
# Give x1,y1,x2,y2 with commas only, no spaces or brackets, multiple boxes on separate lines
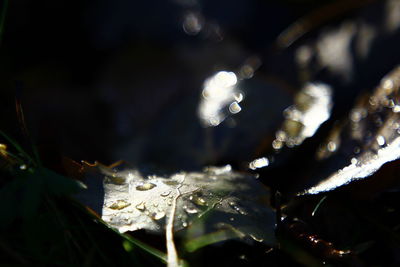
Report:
301,66,400,194
88,164,275,248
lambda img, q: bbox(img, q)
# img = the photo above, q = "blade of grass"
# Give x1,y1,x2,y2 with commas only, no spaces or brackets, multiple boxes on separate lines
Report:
15,87,42,166
312,195,328,217
184,228,244,253
44,196,83,264
71,207,113,265
70,199,168,263
0,130,35,165
0,237,28,264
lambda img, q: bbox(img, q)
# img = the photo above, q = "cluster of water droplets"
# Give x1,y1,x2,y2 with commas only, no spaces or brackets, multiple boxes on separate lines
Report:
303,66,400,194
273,83,332,150
98,164,275,245
198,71,244,127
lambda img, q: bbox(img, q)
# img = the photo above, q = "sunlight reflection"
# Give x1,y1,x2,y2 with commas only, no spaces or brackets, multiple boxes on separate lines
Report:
273,83,332,149
304,136,400,194
316,22,355,82
249,157,269,170
198,71,244,127
304,66,400,194
0,143,7,157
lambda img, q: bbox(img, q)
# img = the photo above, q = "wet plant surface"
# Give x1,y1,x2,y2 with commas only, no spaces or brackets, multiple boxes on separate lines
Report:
2,0,400,266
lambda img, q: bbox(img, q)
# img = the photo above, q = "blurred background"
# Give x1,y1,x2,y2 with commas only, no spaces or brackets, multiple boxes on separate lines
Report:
1,0,399,175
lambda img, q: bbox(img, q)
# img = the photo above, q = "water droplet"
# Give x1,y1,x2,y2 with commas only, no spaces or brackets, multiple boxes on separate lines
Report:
376,135,386,146
109,200,131,210
160,190,171,197
136,182,156,191
152,211,166,221
238,209,247,215
239,255,247,260
272,139,283,150
229,217,235,221
249,157,269,170
184,205,199,214
228,201,248,215
351,158,358,165
276,130,287,141
163,180,180,186
123,217,132,224
182,221,188,227
239,64,255,79
393,105,400,113
350,109,362,122
327,141,337,152
182,12,203,36
192,196,207,206
382,79,394,93
20,164,27,170
135,202,146,211
229,101,242,114
234,92,244,102
369,96,377,106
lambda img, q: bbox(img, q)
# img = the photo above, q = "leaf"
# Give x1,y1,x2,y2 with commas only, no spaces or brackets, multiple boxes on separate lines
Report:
301,66,400,194
89,164,276,248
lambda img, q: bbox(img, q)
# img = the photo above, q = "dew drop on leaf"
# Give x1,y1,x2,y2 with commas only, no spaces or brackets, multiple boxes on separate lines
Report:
136,182,156,191
191,195,207,206
184,205,199,214
160,190,172,197
376,135,386,146
135,202,146,211
109,200,131,210
152,211,166,221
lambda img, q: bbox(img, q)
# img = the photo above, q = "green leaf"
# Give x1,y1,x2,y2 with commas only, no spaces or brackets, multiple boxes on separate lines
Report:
40,168,87,196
